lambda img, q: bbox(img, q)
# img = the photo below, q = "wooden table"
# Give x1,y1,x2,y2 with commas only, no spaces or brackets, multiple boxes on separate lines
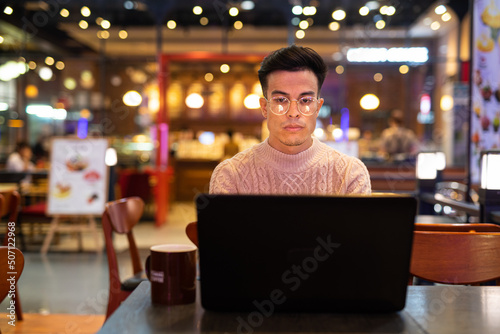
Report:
98,281,500,334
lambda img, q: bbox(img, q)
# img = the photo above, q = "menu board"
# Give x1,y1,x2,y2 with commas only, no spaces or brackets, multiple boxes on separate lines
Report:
470,0,500,184
47,137,109,216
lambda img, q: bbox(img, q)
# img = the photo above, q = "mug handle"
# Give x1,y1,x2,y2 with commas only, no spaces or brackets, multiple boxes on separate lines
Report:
145,255,151,281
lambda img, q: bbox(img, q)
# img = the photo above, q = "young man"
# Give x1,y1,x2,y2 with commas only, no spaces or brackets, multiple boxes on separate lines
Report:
210,45,371,195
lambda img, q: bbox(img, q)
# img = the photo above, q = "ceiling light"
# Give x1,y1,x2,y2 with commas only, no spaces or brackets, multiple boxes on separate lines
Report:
292,6,303,15
204,73,214,82
0,36,3,44
442,12,452,22
335,65,344,74
123,90,142,107
332,9,346,21
4,6,13,15
28,61,36,70
241,1,255,11
386,6,396,16
399,65,409,74
375,20,386,29
431,21,441,30
303,6,317,16
185,93,204,109
229,7,239,17
45,56,55,66
374,73,383,82
81,6,91,17
101,19,111,29
220,64,230,73
244,94,260,109
435,5,447,15
39,67,53,81
299,20,309,29
379,6,388,15
200,17,209,25
234,21,243,30
60,8,69,17
167,20,176,29
359,6,369,16
360,94,380,110
193,6,203,15
119,30,128,39
79,20,89,29
296,30,305,39
329,21,340,31
55,61,65,70
64,78,77,90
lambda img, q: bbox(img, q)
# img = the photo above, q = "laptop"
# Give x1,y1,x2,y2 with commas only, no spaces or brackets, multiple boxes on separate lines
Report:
196,193,417,313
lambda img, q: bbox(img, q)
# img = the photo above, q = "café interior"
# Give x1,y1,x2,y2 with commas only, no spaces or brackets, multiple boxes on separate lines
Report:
2,0,500,333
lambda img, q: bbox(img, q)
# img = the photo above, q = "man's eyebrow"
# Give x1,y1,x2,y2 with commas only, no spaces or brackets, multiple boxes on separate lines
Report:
270,90,316,96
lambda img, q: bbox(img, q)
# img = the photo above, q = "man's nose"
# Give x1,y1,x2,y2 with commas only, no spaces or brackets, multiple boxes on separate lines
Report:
287,100,300,118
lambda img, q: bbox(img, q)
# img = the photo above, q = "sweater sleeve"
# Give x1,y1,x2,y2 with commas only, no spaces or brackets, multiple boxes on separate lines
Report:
209,159,239,194
345,157,372,194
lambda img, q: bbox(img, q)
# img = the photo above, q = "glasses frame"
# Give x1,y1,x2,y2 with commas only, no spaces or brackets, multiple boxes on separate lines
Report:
264,96,320,116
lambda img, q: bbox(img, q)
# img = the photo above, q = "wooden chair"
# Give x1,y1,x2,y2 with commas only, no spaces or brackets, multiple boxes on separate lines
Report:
102,197,147,319
1,190,24,249
415,222,500,233
0,246,25,320
185,221,198,247
410,230,500,285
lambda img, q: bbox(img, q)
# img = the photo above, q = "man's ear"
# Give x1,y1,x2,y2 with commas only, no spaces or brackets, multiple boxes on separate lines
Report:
260,97,268,118
315,97,325,117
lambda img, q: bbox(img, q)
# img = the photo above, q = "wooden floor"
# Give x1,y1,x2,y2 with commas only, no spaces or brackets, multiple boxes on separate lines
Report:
0,313,105,334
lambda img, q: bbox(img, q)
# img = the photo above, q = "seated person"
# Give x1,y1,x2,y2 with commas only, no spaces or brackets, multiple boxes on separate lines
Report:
379,109,418,161
210,45,371,195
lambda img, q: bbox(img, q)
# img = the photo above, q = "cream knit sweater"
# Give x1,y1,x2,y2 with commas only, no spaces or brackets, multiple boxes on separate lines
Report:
209,138,371,195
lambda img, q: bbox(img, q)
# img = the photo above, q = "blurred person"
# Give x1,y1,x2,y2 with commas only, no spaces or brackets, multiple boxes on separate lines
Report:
210,45,371,195
222,129,240,160
6,141,35,172
357,129,380,159
379,109,418,161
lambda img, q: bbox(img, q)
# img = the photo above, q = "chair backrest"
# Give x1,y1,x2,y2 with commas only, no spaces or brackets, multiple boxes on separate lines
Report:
1,190,21,246
185,221,198,247
102,197,145,277
415,223,500,233
410,231,500,285
0,246,25,302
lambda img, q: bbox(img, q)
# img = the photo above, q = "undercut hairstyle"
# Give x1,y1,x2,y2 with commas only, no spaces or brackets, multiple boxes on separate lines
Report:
258,45,328,98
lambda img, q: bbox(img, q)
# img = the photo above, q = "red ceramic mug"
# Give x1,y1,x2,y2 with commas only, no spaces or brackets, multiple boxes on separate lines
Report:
145,244,197,306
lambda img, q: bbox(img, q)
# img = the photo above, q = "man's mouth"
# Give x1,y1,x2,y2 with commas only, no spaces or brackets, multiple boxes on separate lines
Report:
284,124,304,132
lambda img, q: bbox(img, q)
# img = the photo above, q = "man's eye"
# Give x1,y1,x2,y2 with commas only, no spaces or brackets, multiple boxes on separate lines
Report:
274,97,288,103
300,98,314,104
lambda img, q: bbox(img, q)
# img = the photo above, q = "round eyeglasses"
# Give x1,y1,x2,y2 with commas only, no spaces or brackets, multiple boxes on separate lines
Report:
265,96,319,116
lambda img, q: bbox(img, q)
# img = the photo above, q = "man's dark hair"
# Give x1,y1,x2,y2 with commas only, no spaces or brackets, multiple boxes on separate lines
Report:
258,45,328,98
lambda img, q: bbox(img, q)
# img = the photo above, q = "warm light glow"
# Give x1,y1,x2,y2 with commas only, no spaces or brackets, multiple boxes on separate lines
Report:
435,5,447,15
0,36,3,44
481,153,500,190
399,65,409,74
79,20,89,29
347,47,428,63
335,65,344,74
299,20,309,29
229,7,239,16
39,67,53,81
55,61,65,70
96,17,103,25
64,77,77,90
123,90,142,107
329,21,340,31
45,56,55,66
100,19,111,29
167,20,176,29
204,73,214,82
359,6,369,16
243,94,261,109
314,128,326,140
332,9,346,21
234,21,243,30
375,20,386,29
380,6,388,15
332,128,343,141
303,6,317,16
296,30,305,39
119,30,128,39
81,6,91,17
185,93,204,109
436,152,446,171
220,64,230,73
386,6,396,16
199,132,215,145
440,95,454,111
80,109,91,119
60,8,69,17
28,61,36,70
97,30,110,39
193,6,203,15
441,12,452,22
4,6,13,15
25,85,39,98
373,73,383,82
431,21,441,30
200,17,209,25
360,94,380,110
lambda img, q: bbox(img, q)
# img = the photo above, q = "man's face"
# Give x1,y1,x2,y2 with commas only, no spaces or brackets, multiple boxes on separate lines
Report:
260,69,324,154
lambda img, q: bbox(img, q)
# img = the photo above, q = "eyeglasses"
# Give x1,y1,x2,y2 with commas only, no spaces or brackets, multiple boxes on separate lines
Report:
265,96,320,116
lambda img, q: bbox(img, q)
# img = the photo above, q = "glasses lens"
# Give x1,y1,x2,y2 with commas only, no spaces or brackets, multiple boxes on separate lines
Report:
270,97,289,115
298,97,317,115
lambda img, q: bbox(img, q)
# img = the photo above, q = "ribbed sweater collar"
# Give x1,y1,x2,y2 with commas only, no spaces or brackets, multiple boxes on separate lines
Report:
254,138,327,173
